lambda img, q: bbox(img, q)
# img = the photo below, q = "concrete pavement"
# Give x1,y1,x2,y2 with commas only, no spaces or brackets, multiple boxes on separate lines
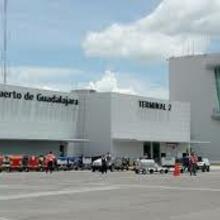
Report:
0,170,220,220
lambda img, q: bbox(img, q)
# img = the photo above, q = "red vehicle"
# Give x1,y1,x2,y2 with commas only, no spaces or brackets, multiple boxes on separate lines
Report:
28,155,40,171
9,155,23,172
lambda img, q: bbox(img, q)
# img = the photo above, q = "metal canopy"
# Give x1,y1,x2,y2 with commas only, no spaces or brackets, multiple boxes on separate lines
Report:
113,137,210,144
188,140,211,144
0,138,89,143
113,137,188,143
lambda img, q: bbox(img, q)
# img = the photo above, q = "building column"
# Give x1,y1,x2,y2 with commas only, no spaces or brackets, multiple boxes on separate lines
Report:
150,142,153,159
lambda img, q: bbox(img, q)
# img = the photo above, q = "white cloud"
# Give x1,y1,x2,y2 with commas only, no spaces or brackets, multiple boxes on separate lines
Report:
83,0,220,60
140,82,168,100
2,66,168,99
85,70,168,99
87,70,136,95
4,66,83,91
117,73,168,99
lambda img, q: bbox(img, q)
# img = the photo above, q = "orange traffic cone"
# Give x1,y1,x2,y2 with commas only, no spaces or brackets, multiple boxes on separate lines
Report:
173,163,180,176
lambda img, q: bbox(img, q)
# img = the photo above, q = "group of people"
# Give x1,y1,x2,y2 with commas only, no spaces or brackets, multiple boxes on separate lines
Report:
182,152,198,176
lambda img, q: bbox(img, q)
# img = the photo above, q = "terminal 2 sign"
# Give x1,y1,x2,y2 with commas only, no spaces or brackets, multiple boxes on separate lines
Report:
139,100,172,111
0,90,79,106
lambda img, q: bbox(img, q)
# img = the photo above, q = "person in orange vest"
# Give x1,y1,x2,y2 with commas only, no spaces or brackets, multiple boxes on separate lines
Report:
189,152,198,176
45,151,56,174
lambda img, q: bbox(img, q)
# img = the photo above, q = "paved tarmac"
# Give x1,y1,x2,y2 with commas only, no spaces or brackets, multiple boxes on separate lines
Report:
0,170,220,220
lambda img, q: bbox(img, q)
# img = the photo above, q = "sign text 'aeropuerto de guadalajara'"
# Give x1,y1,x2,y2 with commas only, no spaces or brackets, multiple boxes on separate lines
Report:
0,90,78,106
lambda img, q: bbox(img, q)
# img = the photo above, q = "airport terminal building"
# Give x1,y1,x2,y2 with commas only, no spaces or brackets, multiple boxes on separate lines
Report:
0,84,191,162
2,53,220,162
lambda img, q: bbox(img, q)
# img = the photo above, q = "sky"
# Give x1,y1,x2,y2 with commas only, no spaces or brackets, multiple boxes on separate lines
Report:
1,0,220,99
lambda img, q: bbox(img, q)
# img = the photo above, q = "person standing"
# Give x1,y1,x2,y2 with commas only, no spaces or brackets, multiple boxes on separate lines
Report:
106,152,112,171
0,153,3,172
189,152,198,176
101,155,107,174
106,152,111,163
22,155,29,172
183,154,189,173
45,151,56,174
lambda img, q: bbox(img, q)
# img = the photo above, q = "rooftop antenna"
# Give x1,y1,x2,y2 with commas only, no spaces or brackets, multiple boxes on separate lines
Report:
187,39,190,55
206,34,210,53
2,0,8,85
192,39,194,55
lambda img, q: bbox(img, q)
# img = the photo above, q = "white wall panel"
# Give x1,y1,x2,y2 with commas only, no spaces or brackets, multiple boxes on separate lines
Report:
0,84,79,140
111,93,190,143
112,141,143,158
83,93,112,156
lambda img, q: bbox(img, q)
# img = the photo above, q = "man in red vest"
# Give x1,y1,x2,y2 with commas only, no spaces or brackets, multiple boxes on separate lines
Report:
45,151,56,174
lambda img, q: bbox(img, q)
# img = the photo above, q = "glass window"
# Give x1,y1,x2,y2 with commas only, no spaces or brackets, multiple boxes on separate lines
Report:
214,67,220,110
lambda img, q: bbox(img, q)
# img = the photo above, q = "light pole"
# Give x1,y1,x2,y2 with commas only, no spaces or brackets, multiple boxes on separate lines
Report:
3,0,8,85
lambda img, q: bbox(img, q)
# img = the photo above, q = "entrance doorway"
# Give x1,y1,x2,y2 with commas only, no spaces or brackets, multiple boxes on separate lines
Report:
59,144,67,157
143,142,151,158
152,142,160,163
143,142,160,163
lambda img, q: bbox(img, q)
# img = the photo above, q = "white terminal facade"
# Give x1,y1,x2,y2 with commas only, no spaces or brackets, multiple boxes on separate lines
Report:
170,53,220,162
0,84,190,162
